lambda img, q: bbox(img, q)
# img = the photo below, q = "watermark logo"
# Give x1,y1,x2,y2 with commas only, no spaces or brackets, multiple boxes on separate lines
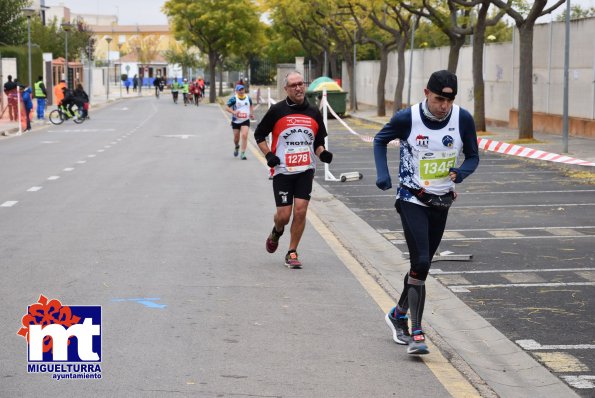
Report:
17,295,102,380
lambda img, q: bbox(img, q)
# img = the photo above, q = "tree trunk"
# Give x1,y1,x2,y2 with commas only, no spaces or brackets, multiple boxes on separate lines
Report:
218,63,223,97
517,24,534,139
329,52,338,79
244,62,250,92
394,37,406,112
208,52,217,103
346,61,355,112
472,3,489,132
447,35,465,73
376,46,388,117
314,53,324,80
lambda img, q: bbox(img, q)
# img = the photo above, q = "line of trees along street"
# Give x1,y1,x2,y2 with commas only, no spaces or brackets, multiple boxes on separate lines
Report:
261,0,573,138
6,1,593,139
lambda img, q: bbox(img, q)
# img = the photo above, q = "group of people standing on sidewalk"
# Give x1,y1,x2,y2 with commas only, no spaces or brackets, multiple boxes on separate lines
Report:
253,69,479,356
2,74,89,132
3,75,48,131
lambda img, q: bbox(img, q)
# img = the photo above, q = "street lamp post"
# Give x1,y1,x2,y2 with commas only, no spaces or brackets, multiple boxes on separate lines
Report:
61,22,73,87
105,36,112,100
352,27,357,112
407,16,416,107
118,44,122,98
87,38,93,97
23,8,36,87
135,46,141,97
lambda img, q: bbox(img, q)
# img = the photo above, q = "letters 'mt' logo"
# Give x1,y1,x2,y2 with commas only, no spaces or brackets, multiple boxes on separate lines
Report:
17,295,101,362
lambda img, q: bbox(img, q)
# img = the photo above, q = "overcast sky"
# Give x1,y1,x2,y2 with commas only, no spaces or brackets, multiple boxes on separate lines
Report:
44,0,169,25
44,0,594,26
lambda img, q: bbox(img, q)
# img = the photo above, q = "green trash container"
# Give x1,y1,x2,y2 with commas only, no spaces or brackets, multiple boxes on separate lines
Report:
325,91,348,116
305,91,322,108
305,90,348,117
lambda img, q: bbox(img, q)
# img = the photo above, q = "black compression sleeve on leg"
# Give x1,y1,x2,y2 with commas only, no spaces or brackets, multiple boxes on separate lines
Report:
407,277,426,331
397,273,410,313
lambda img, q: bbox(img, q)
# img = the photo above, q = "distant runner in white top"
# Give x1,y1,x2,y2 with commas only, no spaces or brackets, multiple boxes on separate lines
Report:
226,84,254,160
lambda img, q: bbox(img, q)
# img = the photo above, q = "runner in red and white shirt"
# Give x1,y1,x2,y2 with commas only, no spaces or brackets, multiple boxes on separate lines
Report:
254,71,333,269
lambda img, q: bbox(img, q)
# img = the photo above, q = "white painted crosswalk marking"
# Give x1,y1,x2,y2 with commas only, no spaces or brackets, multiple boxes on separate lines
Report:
516,339,595,350
487,230,525,237
561,375,595,389
432,267,595,275
546,227,584,236
501,273,546,284
449,282,594,291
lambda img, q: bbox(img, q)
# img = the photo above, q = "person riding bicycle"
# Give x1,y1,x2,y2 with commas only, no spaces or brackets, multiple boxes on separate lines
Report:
153,76,162,97
74,83,90,119
59,87,82,119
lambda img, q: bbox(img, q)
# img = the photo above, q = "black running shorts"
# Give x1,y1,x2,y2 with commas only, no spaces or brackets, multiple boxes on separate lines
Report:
272,169,315,207
231,120,250,130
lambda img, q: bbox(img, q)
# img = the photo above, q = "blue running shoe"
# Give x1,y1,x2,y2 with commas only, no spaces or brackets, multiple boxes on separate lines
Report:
385,313,411,345
407,330,429,355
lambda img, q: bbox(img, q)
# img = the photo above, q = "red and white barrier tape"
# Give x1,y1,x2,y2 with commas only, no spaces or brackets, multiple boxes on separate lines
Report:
321,96,399,147
477,138,595,167
265,95,592,167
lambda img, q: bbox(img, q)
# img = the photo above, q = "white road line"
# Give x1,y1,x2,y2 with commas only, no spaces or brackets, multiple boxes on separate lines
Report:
354,203,595,211
47,129,116,133
345,189,595,198
439,226,595,233
440,235,593,241
463,189,595,195
449,282,594,291
47,176,60,181
76,160,87,164
63,168,74,172
560,375,595,389
27,187,43,192
432,267,595,275
516,339,595,350
88,154,96,158
159,134,195,139
1,201,18,207
454,203,595,209
385,226,595,235
97,149,105,152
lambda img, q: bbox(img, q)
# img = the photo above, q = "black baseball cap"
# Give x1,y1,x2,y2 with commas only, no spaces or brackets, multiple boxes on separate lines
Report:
427,70,457,99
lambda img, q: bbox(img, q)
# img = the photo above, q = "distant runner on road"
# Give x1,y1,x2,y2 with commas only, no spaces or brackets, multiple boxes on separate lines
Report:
226,84,254,160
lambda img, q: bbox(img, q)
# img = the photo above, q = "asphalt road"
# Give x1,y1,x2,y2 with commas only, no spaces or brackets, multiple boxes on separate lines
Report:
301,115,595,397
1,97,459,397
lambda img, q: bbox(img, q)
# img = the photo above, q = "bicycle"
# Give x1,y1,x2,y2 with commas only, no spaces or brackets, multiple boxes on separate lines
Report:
49,105,85,125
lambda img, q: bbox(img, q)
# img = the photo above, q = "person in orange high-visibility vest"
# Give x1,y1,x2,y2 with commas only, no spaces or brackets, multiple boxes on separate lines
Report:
53,80,67,106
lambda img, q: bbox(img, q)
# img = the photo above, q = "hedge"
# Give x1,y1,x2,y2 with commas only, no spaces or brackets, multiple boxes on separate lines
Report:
0,45,44,87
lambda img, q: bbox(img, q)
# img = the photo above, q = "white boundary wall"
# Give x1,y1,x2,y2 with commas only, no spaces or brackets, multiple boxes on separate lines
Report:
345,17,595,122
